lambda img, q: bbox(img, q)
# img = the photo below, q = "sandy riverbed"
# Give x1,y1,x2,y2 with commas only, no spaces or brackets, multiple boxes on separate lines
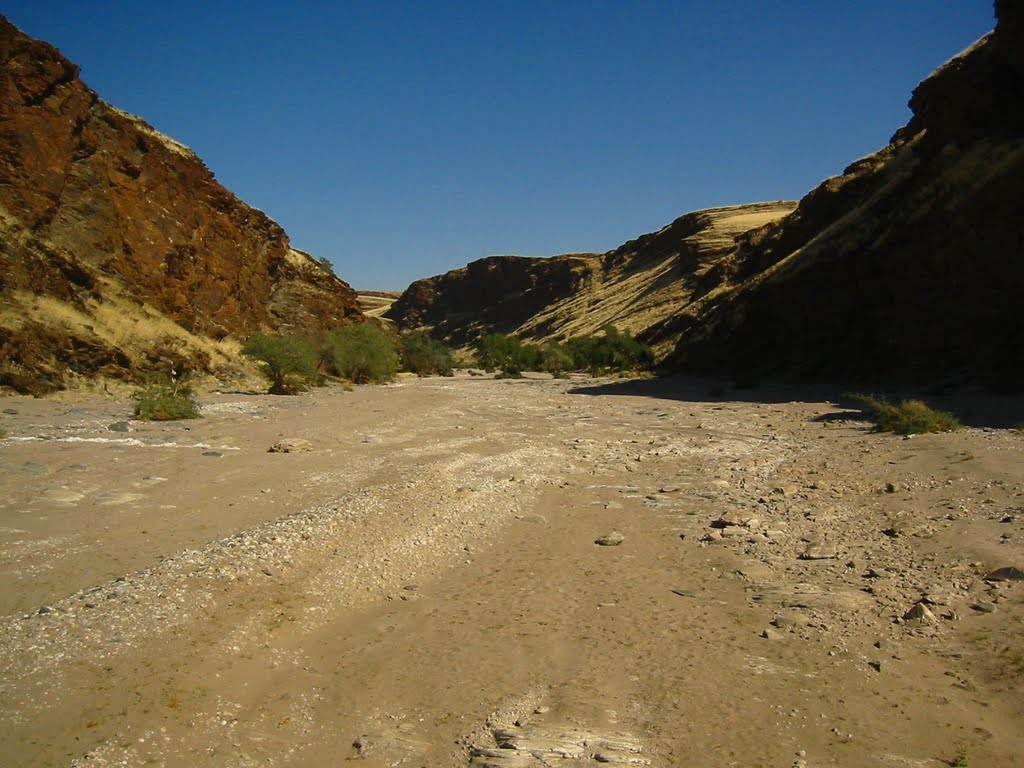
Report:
1,375,1022,767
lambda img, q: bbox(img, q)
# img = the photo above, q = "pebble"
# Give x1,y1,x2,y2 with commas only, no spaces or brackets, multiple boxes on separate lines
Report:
595,531,625,547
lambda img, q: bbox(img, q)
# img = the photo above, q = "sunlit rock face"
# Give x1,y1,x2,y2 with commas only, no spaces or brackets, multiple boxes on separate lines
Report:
0,16,362,393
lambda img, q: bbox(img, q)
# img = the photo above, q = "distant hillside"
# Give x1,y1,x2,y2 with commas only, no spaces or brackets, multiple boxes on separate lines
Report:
669,1,1023,388
0,17,363,394
386,202,795,357
357,291,402,319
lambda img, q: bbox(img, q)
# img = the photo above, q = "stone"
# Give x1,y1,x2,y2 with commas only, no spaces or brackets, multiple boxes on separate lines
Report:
970,601,998,613
595,531,625,547
202,450,224,458
670,589,698,598
713,510,760,528
800,544,838,560
902,601,938,624
268,438,314,453
761,628,783,640
983,566,1024,582
107,421,133,433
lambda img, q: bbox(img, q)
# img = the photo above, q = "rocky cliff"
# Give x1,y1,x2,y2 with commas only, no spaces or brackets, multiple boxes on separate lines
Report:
0,17,362,394
386,202,795,355
668,3,1022,388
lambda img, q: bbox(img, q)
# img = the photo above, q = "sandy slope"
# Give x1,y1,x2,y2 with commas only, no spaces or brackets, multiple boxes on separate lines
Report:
0,377,1022,767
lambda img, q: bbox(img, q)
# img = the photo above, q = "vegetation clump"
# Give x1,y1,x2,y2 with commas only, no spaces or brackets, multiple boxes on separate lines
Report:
474,325,653,377
133,375,201,420
323,324,399,384
242,332,319,394
848,393,962,435
400,331,455,377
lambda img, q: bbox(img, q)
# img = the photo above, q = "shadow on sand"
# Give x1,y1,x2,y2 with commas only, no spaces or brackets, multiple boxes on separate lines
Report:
566,374,1024,430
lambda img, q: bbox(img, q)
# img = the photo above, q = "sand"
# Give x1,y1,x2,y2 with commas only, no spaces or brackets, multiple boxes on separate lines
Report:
1,375,1022,767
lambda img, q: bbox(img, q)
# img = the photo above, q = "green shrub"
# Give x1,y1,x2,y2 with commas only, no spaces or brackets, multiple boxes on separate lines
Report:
474,327,653,376
540,342,574,376
566,325,653,373
849,394,962,435
475,333,536,374
400,331,455,376
133,376,201,420
242,332,319,394
323,324,398,384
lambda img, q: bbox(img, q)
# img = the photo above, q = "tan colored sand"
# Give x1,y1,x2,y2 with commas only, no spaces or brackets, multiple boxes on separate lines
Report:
1,376,1022,767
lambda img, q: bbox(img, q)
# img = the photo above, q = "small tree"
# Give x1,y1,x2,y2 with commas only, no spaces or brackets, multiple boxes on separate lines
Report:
323,324,399,384
241,332,319,394
400,331,455,376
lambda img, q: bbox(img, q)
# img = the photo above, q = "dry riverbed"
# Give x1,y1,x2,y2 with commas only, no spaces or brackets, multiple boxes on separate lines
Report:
1,375,1022,767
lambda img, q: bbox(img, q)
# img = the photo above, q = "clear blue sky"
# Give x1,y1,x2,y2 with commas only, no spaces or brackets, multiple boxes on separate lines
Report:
3,2,995,290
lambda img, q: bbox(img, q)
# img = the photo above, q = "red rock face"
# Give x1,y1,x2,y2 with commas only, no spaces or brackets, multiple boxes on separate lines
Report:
0,16,361,392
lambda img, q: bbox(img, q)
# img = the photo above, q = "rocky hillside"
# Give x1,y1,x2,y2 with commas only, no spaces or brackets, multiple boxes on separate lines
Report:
0,17,363,394
668,2,1023,388
386,202,795,355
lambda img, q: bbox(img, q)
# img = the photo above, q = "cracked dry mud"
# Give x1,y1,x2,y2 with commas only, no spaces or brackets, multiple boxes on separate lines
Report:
1,375,1023,767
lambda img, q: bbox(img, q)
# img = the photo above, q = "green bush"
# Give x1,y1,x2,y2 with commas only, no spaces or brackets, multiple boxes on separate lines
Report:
540,342,574,376
849,394,962,435
242,332,319,394
400,331,455,376
133,376,201,420
566,325,653,373
474,326,654,376
323,324,398,384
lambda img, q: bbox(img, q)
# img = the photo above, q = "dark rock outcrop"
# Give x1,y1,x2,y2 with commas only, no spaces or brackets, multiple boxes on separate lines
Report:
669,4,1022,388
0,16,362,393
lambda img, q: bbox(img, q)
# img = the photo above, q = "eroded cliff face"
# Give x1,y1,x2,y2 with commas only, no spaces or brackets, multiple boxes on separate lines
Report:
386,202,795,355
0,17,362,393
669,5,1022,387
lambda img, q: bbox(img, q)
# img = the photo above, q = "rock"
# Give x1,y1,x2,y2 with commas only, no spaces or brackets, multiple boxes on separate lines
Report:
3,408,18,414
595,531,625,547
268,438,314,453
771,613,811,630
799,544,838,560
713,510,760,528
107,421,133,433
868,660,883,672
202,450,224,458
902,602,938,624
37,605,54,615
983,566,1024,582
761,628,783,640
670,589,698,598
970,601,998,613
